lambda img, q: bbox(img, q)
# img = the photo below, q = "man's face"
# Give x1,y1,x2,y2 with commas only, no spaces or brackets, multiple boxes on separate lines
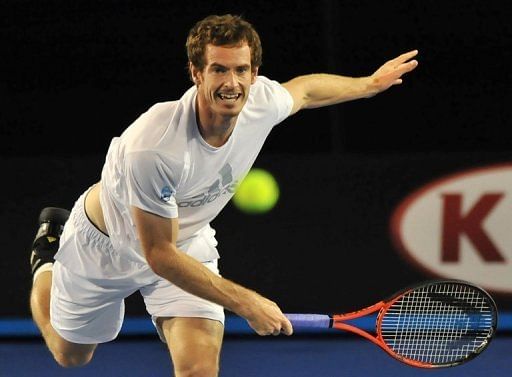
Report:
191,43,258,119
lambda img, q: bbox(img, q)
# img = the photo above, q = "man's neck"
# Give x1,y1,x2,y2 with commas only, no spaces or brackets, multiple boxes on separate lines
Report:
196,98,237,147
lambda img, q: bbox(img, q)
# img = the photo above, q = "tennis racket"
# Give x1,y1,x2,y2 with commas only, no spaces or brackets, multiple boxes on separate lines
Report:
285,280,497,368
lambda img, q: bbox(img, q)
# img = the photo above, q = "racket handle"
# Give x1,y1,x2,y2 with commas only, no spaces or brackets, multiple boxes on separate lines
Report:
285,314,331,329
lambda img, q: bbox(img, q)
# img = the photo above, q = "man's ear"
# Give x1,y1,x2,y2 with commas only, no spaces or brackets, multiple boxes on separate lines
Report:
189,62,202,85
251,67,259,84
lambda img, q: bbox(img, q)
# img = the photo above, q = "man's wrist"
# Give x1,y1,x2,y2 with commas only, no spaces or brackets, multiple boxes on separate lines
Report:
362,76,380,98
228,286,257,319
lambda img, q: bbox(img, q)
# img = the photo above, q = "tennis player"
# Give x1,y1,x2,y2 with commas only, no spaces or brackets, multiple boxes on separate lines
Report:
29,14,418,376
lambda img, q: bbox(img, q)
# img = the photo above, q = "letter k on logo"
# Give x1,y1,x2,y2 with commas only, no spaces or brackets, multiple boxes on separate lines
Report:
441,193,506,262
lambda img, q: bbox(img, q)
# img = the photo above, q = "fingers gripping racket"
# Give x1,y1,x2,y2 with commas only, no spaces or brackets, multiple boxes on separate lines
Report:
285,280,497,368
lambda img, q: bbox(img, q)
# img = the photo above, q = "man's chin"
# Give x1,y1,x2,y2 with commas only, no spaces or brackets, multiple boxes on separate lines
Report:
215,103,244,117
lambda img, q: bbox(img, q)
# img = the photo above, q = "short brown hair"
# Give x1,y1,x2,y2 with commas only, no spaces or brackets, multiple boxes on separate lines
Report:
186,14,262,75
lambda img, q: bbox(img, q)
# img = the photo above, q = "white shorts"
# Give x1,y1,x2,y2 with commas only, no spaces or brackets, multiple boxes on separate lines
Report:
50,189,224,345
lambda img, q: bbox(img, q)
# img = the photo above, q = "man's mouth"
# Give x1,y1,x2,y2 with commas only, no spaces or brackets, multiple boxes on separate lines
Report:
216,93,242,102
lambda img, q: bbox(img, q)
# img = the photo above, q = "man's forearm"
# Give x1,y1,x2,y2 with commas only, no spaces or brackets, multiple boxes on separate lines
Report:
289,73,377,109
283,51,418,114
148,245,254,317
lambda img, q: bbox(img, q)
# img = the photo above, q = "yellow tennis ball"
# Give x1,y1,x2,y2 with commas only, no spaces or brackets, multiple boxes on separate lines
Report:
233,168,280,214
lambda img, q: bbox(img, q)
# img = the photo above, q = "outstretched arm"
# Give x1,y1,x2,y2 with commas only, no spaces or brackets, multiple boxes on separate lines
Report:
282,50,418,115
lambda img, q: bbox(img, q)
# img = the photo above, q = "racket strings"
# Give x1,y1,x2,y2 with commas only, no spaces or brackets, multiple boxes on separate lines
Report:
380,283,495,365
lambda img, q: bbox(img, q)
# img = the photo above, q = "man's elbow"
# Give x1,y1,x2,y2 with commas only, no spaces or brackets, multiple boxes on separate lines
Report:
144,244,177,277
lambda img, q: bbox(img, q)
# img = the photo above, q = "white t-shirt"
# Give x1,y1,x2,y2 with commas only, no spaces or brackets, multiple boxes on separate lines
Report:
99,76,293,264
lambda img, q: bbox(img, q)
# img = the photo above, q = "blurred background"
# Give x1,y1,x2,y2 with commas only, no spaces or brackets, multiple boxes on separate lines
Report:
2,0,511,335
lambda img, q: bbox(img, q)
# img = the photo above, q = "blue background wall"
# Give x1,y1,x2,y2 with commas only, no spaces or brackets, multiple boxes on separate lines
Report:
2,0,511,323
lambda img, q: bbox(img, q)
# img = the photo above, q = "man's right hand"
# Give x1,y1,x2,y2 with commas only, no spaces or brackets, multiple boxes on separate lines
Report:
242,292,293,336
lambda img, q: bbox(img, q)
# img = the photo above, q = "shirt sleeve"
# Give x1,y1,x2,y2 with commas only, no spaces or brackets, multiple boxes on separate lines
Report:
124,150,180,219
256,76,294,125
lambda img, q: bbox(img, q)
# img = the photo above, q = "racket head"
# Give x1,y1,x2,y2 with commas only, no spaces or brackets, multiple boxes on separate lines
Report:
376,280,497,368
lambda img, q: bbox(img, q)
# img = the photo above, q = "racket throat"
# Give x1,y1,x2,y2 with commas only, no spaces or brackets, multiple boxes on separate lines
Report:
333,322,382,345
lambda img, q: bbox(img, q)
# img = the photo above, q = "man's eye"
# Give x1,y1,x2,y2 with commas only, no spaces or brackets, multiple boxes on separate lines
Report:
237,67,248,74
214,68,226,73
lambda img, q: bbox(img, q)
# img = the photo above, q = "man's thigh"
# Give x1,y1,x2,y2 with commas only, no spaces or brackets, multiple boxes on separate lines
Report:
158,317,224,376
141,259,225,343
51,261,131,344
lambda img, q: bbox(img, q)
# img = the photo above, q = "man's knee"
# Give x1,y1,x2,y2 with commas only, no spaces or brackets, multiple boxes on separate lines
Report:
52,349,94,368
161,317,223,377
174,361,219,377
42,326,96,368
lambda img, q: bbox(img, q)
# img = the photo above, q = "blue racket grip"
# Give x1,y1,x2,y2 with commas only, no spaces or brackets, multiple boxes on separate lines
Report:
285,314,331,329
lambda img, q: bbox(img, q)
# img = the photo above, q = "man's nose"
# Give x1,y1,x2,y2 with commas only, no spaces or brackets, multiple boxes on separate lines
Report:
224,71,239,88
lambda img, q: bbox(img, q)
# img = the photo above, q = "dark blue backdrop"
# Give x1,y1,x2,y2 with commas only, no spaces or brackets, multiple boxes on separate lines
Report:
2,0,512,320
